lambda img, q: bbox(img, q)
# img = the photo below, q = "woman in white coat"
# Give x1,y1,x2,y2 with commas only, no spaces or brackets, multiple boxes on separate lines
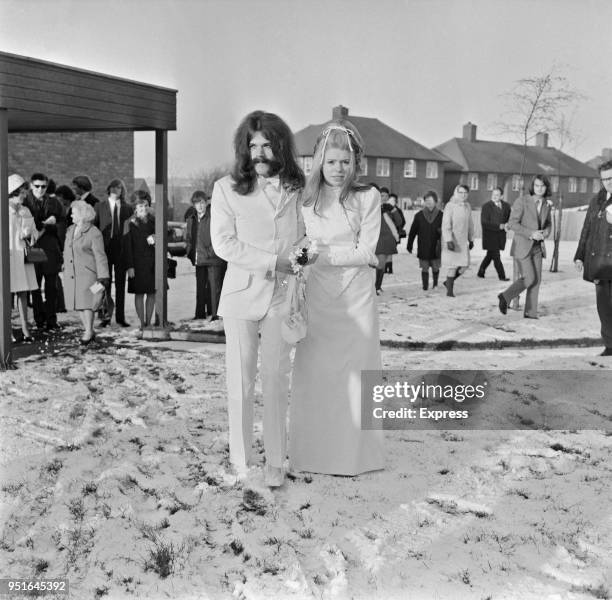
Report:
290,120,384,476
441,184,474,297
8,174,39,342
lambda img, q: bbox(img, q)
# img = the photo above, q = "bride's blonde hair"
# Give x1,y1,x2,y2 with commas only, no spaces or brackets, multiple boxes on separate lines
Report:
302,120,370,213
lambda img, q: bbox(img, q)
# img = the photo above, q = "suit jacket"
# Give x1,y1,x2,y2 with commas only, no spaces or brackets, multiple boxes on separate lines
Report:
94,197,133,254
481,200,511,251
508,194,552,260
210,175,304,321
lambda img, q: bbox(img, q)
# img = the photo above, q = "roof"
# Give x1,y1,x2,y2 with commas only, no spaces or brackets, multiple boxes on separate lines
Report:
0,51,177,132
295,115,445,161
434,137,598,178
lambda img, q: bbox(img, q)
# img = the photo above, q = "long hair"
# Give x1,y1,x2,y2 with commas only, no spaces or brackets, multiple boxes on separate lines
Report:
231,110,304,195
528,174,552,198
302,119,370,213
106,178,127,201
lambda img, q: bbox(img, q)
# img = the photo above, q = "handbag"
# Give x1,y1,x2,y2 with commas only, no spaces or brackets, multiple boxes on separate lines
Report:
24,240,48,264
93,288,115,320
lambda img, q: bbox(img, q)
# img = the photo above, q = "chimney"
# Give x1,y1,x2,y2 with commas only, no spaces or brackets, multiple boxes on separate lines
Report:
462,122,477,142
535,132,549,148
602,148,612,161
332,105,349,120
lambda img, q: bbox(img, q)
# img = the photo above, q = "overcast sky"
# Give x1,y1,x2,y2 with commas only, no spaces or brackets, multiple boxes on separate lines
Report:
1,0,611,177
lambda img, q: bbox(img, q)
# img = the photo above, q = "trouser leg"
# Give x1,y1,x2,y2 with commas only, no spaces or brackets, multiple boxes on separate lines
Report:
491,250,506,279
523,249,542,317
478,252,492,275
44,273,58,326
595,281,612,348
32,265,45,326
114,263,127,322
208,265,224,317
222,317,259,468
259,286,292,469
195,266,207,318
56,274,66,312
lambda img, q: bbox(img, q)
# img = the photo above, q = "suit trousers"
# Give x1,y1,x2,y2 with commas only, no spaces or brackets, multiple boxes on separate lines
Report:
195,264,225,319
501,244,543,317
595,280,612,348
223,281,291,470
32,265,58,327
104,243,126,322
478,250,506,278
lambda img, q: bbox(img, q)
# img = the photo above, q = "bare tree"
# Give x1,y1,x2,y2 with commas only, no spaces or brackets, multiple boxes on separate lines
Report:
188,165,231,196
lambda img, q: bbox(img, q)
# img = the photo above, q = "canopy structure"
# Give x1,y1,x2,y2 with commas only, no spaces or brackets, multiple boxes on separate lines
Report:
0,51,177,365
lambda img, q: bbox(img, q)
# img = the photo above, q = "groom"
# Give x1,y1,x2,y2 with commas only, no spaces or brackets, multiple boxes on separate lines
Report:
211,110,305,487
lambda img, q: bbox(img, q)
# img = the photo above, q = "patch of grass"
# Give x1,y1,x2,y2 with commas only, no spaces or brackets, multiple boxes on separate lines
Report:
229,540,244,555
33,558,48,575
460,569,471,585
67,498,86,522
82,481,98,496
69,404,86,420
1,480,24,494
143,539,182,579
42,458,63,476
298,528,313,539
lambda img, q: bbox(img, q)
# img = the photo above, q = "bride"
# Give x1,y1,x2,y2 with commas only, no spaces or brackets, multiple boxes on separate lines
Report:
290,121,384,476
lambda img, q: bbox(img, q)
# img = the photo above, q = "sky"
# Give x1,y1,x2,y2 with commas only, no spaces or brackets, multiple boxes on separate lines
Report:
1,0,611,178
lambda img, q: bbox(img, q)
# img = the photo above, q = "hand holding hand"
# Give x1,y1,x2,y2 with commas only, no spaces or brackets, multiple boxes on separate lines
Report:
447,241,455,252
574,259,583,273
531,230,544,241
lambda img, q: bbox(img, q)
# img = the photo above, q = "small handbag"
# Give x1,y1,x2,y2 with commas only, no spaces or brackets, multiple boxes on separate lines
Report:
24,240,48,264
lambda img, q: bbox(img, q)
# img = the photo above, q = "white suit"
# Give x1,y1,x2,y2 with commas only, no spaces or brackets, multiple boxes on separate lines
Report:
210,175,303,470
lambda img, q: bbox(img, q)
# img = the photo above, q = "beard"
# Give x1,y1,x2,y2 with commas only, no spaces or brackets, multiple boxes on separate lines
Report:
252,157,282,177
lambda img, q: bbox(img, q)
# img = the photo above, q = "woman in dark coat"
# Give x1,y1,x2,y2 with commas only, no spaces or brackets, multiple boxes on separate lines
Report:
407,190,443,290
63,200,109,344
374,202,399,294
477,187,511,280
124,191,156,329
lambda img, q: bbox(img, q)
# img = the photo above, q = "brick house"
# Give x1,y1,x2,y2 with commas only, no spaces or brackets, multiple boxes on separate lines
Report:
294,105,449,210
434,123,600,209
8,131,134,198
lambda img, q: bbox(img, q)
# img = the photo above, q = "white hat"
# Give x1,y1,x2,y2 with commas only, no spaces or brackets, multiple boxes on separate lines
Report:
8,174,26,195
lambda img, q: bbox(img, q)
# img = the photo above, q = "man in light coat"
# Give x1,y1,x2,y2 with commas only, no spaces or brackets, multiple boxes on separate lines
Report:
211,111,306,487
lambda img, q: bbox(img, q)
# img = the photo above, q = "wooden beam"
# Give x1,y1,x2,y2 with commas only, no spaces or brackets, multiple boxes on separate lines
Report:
154,130,168,327
0,109,12,368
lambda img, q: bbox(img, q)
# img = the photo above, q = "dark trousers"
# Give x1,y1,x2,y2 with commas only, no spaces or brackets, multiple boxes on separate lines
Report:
32,265,58,327
195,264,225,318
56,275,66,312
102,249,127,322
478,250,506,278
501,245,543,317
596,280,612,348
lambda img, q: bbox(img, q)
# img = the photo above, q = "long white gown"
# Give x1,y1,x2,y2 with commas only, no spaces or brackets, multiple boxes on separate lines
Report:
290,185,384,475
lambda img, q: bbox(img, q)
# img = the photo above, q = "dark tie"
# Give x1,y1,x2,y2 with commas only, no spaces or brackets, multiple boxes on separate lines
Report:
112,203,119,239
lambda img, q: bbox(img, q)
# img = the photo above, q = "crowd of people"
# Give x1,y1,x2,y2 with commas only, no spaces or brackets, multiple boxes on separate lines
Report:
6,112,612,487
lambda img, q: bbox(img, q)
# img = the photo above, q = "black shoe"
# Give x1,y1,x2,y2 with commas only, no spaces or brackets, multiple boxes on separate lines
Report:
375,288,382,296
99,319,111,328
80,334,96,346
116,320,130,327
599,347,612,356
497,293,508,315
524,315,539,319
499,277,510,282
477,272,485,279
46,322,61,331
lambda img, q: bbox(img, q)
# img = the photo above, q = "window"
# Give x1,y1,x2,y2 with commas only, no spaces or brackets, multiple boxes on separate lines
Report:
512,174,523,192
580,178,588,193
568,177,577,193
593,178,601,193
469,173,479,190
486,173,497,190
550,176,559,193
376,158,390,177
426,161,438,179
303,156,313,175
403,159,416,178
360,156,368,176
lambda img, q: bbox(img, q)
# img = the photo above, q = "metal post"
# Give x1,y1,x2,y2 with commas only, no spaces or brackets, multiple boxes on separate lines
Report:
154,129,168,330
0,109,12,368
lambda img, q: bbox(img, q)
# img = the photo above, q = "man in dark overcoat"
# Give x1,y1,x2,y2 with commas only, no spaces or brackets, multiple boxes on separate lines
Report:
477,186,511,280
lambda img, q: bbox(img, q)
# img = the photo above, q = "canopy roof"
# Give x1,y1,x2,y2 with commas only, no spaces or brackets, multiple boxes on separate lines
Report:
0,51,176,132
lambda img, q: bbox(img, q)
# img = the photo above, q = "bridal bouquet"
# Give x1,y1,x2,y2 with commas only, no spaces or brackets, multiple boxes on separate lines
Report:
281,237,317,344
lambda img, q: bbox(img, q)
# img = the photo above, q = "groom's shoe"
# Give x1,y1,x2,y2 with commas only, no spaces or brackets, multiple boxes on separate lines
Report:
264,465,284,488
497,293,508,315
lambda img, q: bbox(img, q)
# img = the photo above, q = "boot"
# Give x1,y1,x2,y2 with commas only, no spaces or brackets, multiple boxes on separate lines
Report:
443,277,455,297
432,270,439,288
454,269,462,280
421,271,429,290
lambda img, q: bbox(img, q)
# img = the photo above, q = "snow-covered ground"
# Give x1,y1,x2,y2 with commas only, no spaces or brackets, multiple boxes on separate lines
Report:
1,240,611,599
